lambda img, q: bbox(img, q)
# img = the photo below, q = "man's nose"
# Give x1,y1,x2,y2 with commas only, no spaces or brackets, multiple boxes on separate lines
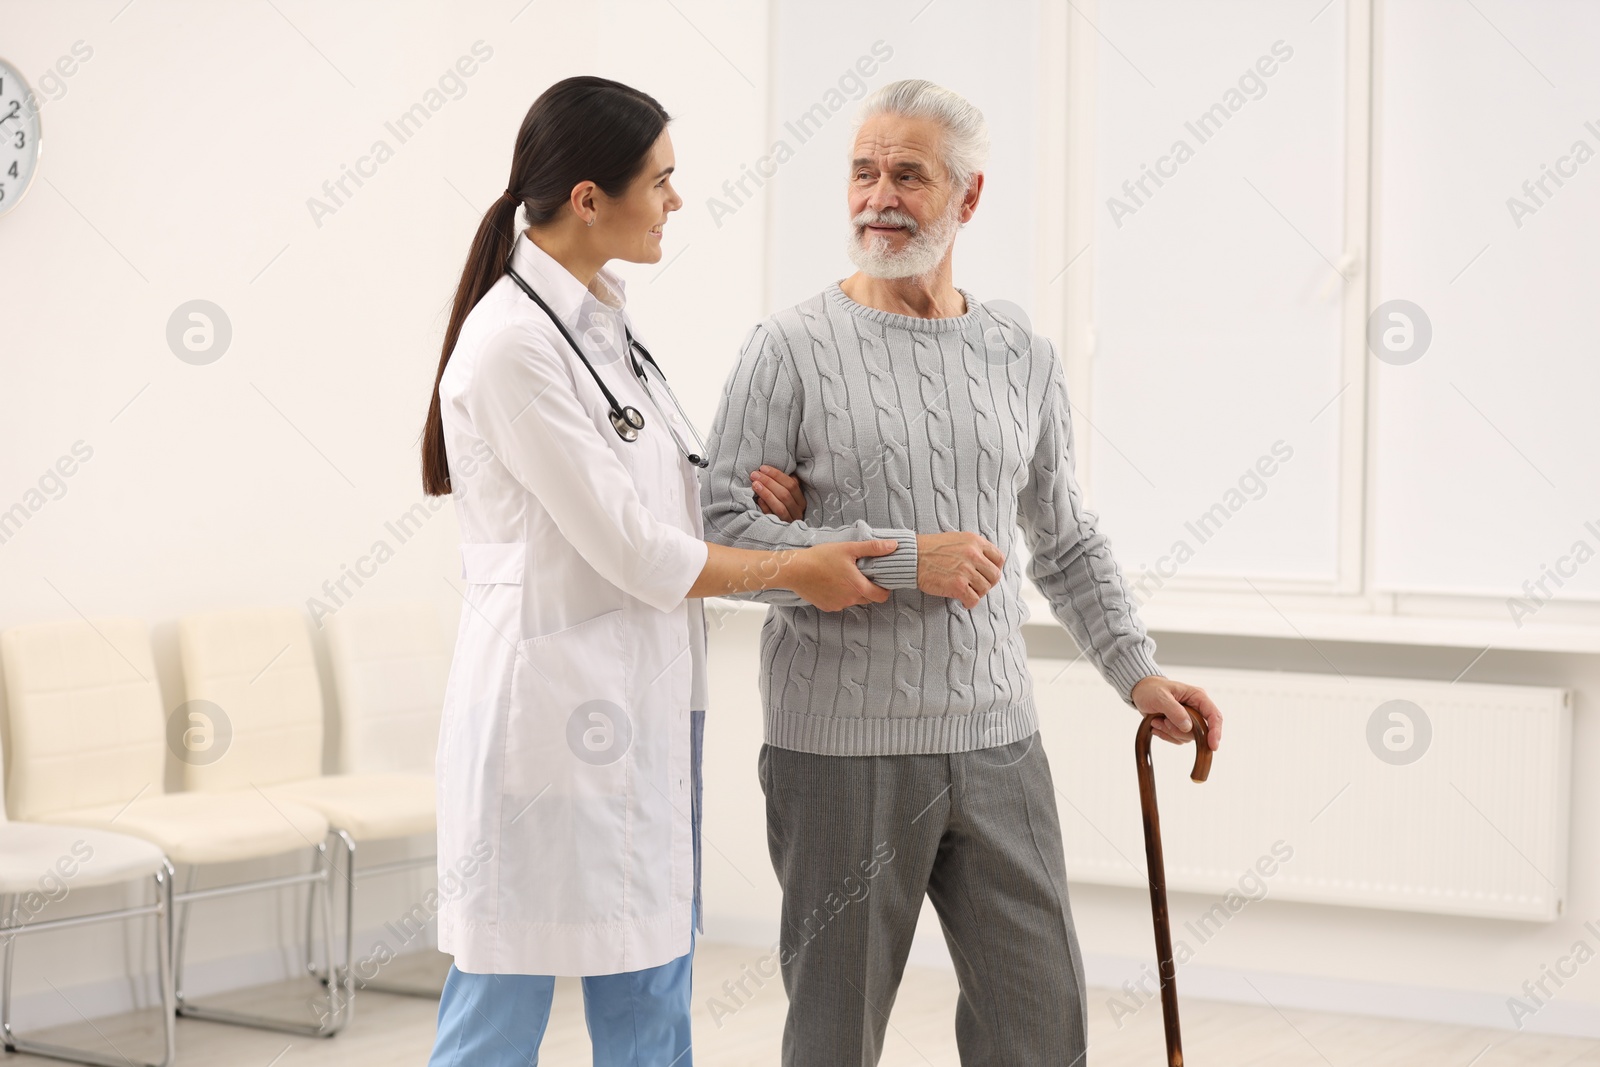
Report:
864,175,900,212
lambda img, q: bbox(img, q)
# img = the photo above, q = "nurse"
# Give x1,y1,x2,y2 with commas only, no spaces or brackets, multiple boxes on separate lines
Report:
416,77,903,1066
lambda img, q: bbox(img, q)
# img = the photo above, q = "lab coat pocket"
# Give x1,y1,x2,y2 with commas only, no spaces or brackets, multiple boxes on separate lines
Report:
506,608,632,799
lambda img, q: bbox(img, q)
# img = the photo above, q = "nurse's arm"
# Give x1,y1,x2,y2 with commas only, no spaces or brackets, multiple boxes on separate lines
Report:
700,324,919,606
469,324,888,614
689,540,897,612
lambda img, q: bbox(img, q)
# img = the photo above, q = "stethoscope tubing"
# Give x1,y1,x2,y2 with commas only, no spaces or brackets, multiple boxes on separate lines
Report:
505,263,708,467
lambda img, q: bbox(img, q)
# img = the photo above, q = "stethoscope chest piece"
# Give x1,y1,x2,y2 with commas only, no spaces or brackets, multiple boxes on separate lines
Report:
611,405,646,442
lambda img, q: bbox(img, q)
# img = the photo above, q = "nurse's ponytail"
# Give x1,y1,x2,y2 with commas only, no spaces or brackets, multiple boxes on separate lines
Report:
421,76,671,496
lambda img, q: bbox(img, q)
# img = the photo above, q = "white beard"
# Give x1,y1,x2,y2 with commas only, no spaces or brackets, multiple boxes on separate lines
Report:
845,200,963,280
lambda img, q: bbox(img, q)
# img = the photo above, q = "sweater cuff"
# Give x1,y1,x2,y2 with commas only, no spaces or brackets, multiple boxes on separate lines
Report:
855,529,919,590
1107,645,1164,707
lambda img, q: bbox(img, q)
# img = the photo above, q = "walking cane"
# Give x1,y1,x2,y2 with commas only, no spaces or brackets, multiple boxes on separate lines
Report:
1135,710,1213,1067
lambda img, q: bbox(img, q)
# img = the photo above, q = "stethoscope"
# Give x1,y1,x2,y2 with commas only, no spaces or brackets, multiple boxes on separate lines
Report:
506,262,709,468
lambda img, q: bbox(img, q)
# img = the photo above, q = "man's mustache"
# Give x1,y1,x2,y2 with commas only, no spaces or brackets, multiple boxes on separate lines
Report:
852,209,920,235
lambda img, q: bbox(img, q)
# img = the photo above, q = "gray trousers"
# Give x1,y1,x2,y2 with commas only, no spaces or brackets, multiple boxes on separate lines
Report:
757,732,1089,1066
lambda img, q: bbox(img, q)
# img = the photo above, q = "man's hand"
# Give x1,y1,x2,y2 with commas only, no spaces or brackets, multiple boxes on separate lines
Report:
1131,676,1223,750
916,532,1004,610
752,465,806,522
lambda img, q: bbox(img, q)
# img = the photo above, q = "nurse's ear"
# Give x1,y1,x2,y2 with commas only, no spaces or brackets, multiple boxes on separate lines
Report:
567,180,601,227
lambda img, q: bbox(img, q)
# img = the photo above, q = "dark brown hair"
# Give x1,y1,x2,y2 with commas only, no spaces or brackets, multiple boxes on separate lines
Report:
420,76,671,496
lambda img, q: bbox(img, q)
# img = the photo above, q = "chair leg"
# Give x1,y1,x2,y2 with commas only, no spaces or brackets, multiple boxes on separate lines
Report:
312,835,354,1034
303,874,323,983
0,872,179,1067
305,829,355,990
170,865,197,1012
154,862,177,1067
342,850,449,999
170,842,352,1037
1,892,16,1052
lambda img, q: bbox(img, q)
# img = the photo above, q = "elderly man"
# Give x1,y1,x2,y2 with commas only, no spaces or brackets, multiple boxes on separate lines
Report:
701,78,1223,1066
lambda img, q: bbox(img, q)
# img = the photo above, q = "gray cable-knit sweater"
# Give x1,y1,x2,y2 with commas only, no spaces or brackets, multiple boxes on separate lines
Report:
700,282,1164,756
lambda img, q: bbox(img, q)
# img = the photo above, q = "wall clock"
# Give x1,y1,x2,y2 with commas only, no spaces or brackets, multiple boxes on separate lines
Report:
0,57,42,219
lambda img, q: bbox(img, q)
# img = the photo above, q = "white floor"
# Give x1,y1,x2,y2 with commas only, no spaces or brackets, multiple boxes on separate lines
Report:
9,943,1600,1065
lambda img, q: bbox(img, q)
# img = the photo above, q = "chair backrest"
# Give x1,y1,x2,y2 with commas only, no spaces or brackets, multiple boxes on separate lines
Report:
177,607,323,790
324,601,448,775
1,618,168,821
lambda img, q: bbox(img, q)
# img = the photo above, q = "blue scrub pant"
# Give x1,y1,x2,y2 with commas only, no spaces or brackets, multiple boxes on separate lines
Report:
425,921,695,1067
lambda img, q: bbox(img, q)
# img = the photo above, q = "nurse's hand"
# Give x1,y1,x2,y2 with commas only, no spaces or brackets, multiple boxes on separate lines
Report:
790,541,897,611
752,466,806,522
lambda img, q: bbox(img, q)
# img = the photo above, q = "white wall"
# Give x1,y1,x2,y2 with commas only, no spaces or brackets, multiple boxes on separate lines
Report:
0,0,769,628
764,0,1041,314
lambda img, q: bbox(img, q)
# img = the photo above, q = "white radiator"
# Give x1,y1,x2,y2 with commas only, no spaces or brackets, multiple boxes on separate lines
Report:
1032,661,1572,922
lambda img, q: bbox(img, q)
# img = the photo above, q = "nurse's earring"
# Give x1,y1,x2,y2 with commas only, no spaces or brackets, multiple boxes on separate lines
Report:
587,215,595,227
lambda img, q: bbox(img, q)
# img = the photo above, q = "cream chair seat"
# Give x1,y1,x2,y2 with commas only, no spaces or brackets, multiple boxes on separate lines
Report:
266,773,436,841
1,617,345,1044
39,792,329,866
0,821,168,893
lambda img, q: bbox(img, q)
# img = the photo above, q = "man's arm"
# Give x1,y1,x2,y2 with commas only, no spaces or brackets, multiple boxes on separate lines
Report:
1018,337,1164,706
700,324,920,605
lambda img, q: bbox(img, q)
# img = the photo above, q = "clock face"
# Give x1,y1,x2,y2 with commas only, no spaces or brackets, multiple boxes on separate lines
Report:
0,58,42,219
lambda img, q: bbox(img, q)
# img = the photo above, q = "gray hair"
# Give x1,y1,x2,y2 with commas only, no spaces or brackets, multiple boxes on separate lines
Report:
852,79,990,191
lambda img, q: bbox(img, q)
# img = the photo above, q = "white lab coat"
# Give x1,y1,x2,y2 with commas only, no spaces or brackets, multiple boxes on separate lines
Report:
433,232,709,976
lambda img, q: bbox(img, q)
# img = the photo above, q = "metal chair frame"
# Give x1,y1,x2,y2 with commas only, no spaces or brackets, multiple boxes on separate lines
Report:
0,860,176,1067
170,836,352,1037
302,830,444,999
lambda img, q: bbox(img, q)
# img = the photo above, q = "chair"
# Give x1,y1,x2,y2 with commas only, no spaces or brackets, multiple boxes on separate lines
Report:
1,618,346,1039
177,607,436,1014
0,824,175,1067
0,629,177,1067
321,601,446,995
